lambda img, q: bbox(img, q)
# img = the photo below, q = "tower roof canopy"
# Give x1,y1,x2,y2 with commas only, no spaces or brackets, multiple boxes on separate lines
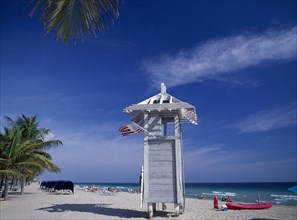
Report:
123,83,198,125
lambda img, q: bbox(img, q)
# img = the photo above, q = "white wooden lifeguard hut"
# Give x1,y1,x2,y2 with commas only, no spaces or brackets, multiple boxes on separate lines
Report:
123,83,197,219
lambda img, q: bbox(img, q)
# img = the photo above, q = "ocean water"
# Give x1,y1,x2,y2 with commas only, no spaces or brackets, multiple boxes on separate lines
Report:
75,182,297,206
185,182,297,206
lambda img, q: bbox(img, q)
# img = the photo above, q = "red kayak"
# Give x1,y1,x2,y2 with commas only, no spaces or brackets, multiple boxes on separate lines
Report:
226,202,273,210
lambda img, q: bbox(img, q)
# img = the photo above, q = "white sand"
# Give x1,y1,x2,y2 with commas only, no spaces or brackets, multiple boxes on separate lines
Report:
1,182,296,220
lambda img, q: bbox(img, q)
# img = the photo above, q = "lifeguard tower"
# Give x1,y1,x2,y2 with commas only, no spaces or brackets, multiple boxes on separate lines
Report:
123,83,197,219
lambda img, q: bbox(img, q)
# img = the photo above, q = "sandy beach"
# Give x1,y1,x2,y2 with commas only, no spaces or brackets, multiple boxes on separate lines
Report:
1,182,296,220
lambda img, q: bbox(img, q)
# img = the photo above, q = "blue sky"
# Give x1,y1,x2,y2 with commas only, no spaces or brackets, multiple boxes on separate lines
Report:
1,0,296,183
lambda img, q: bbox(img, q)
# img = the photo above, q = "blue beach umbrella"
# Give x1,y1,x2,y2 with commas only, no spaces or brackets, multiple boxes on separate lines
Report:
288,186,297,193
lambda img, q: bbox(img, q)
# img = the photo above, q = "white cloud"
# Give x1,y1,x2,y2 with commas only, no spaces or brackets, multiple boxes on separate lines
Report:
185,145,225,157
234,103,297,133
143,26,297,87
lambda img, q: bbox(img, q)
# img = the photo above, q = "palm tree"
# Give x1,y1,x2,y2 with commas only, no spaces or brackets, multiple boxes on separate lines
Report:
0,126,23,200
29,0,120,44
0,115,62,200
14,115,51,142
15,139,62,195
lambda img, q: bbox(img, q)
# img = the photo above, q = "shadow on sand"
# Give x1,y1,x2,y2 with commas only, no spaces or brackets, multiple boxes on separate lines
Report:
37,203,170,219
0,191,36,200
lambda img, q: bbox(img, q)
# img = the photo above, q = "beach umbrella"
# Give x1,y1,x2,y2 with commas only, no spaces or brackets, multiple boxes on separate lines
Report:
288,186,297,193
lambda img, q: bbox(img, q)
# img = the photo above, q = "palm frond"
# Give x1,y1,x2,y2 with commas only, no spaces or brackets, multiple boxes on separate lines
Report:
0,158,9,165
41,140,63,149
32,150,53,160
16,161,43,170
0,169,22,177
3,115,16,127
31,153,61,172
31,0,120,44
36,128,50,140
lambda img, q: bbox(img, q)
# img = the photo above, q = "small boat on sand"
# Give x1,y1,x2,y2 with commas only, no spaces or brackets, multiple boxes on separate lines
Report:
226,202,273,210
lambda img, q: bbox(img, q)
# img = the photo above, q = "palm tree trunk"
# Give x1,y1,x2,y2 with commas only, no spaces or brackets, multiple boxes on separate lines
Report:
10,177,15,190
0,177,9,201
11,177,19,192
20,176,26,195
0,177,4,191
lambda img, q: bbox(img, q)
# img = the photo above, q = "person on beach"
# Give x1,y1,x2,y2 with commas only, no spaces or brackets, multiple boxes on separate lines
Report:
139,174,142,191
222,195,232,202
197,194,205,199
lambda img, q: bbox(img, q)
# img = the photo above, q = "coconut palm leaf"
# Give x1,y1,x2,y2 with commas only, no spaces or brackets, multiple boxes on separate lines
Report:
30,0,120,43
31,153,61,172
32,150,53,160
0,158,9,165
16,161,44,171
3,116,16,127
41,140,63,149
0,169,22,177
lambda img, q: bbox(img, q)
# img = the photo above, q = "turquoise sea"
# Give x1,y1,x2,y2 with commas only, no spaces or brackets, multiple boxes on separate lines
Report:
75,182,297,206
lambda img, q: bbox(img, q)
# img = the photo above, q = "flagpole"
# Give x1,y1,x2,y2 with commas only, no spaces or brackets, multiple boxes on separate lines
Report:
132,122,157,137
140,164,144,209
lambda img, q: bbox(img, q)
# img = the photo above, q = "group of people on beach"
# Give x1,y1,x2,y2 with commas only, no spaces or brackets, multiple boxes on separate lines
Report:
221,195,232,202
82,186,119,195
84,186,101,192
128,188,141,194
79,185,141,195
197,194,206,199
196,194,232,202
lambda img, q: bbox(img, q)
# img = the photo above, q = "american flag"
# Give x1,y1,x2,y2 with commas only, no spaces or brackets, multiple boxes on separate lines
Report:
119,123,144,136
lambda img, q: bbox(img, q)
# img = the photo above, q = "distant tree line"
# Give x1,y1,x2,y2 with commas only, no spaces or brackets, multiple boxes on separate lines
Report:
0,115,62,200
